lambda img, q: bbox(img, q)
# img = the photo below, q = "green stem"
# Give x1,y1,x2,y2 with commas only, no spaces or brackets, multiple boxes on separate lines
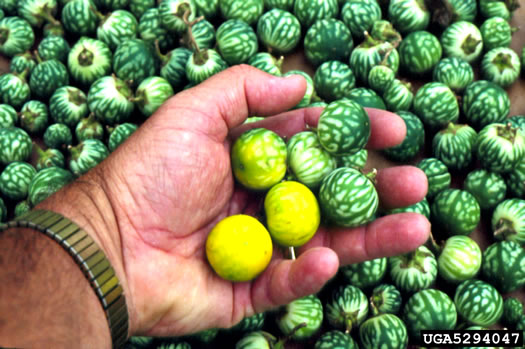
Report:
34,50,43,64
41,5,60,26
365,168,378,184
461,34,482,55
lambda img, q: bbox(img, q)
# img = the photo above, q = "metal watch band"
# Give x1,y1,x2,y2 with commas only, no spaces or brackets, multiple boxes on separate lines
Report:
0,209,129,348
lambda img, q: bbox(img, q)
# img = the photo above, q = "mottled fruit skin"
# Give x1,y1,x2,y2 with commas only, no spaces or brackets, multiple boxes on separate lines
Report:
431,188,481,236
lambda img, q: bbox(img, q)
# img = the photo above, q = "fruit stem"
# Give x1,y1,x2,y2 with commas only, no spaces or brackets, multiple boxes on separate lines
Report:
182,9,204,53
493,218,516,239
426,231,442,256
284,322,307,341
288,246,296,260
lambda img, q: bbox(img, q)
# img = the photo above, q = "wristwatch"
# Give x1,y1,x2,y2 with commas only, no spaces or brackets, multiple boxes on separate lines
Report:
0,209,129,348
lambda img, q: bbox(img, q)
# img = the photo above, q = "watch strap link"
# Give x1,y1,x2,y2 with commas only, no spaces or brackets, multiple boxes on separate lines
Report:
1,209,129,348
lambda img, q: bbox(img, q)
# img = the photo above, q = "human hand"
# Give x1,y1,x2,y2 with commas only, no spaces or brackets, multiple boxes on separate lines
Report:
38,65,430,338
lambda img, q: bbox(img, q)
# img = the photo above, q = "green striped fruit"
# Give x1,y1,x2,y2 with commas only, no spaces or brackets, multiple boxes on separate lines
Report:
194,0,218,19
387,0,430,34
248,52,282,76
108,122,138,152
433,0,477,26
384,111,424,162
502,297,523,326
42,21,64,37
156,340,192,349
0,127,33,166
0,0,16,15
293,0,338,28
183,19,215,51
229,312,266,333
67,37,112,88
283,70,315,108
304,18,353,67
313,61,355,102
158,0,196,34
482,240,525,293
49,86,88,128
454,279,503,326
509,114,525,131
476,123,525,173
480,17,513,51
257,9,301,54
369,284,402,316
286,131,336,189
492,198,525,245
0,72,31,109
134,76,174,117
314,330,358,349
29,59,69,100
219,0,263,26
276,294,323,340
325,284,368,332
309,101,327,108
186,49,228,85
0,161,37,201
0,104,17,128
159,47,192,90
34,145,65,170
440,21,483,63
368,65,395,94
349,34,399,86
75,113,104,142
417,157,451,199
0,16,35,57
381,79,414,112
216,19,258,65
190,328,218,344
481,47,521,88
19,100,49,134
318,167,378,227
431,188,481,236
113,38,157,88
341,0,381,40
345,88,386,110
0,197,6,222
138,8,173,53
479,0,518,20
340,257,387,290
130,0,155,19
231,128,287,191
402,289,457,339
87,75,134,126
37,35,69,63
28,167,74,206
385,198,430,219
432,122,477,171
10,52,37,77
336,149,368,171
438,235,482,283
61,0,99,36
462,80,510,130
464,169,506,210
317,99,370,155
399,30,442,75
43,123,73,149
432,57,474,93
97,10,137,51
263,0,293,11
14,200,31,217
18,0,57,27
388,245,438,294
359,314,408,349
506,157,525,198
68,139,109,176
413,82,458,129
235,331,278,349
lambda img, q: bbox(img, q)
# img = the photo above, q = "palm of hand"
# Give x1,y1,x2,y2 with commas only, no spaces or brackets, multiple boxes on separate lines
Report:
102,66,430,337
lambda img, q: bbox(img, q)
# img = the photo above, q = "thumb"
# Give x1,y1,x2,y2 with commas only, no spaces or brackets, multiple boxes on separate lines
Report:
154,65,307,135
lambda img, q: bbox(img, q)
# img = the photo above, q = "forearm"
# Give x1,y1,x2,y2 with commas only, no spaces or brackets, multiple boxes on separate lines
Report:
0,227,111,347
0,166,131,347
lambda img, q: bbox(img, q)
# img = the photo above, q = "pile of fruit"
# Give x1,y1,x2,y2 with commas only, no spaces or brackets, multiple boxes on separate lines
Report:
0,0,524,347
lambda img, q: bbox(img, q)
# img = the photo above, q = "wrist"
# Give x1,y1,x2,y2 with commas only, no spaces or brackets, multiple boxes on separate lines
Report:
35,165,137,336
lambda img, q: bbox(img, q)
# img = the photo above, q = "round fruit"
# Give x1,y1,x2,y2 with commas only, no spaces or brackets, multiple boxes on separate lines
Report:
231,128,287,191
264,181,320,247
205,214,272,282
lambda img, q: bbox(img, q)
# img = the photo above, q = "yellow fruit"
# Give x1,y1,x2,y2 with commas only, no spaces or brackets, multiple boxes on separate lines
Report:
206,214,273,282
231,128,287,190
264,180,321,247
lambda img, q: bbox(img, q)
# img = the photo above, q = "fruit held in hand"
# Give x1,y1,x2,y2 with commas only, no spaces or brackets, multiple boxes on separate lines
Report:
206,214,273,282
